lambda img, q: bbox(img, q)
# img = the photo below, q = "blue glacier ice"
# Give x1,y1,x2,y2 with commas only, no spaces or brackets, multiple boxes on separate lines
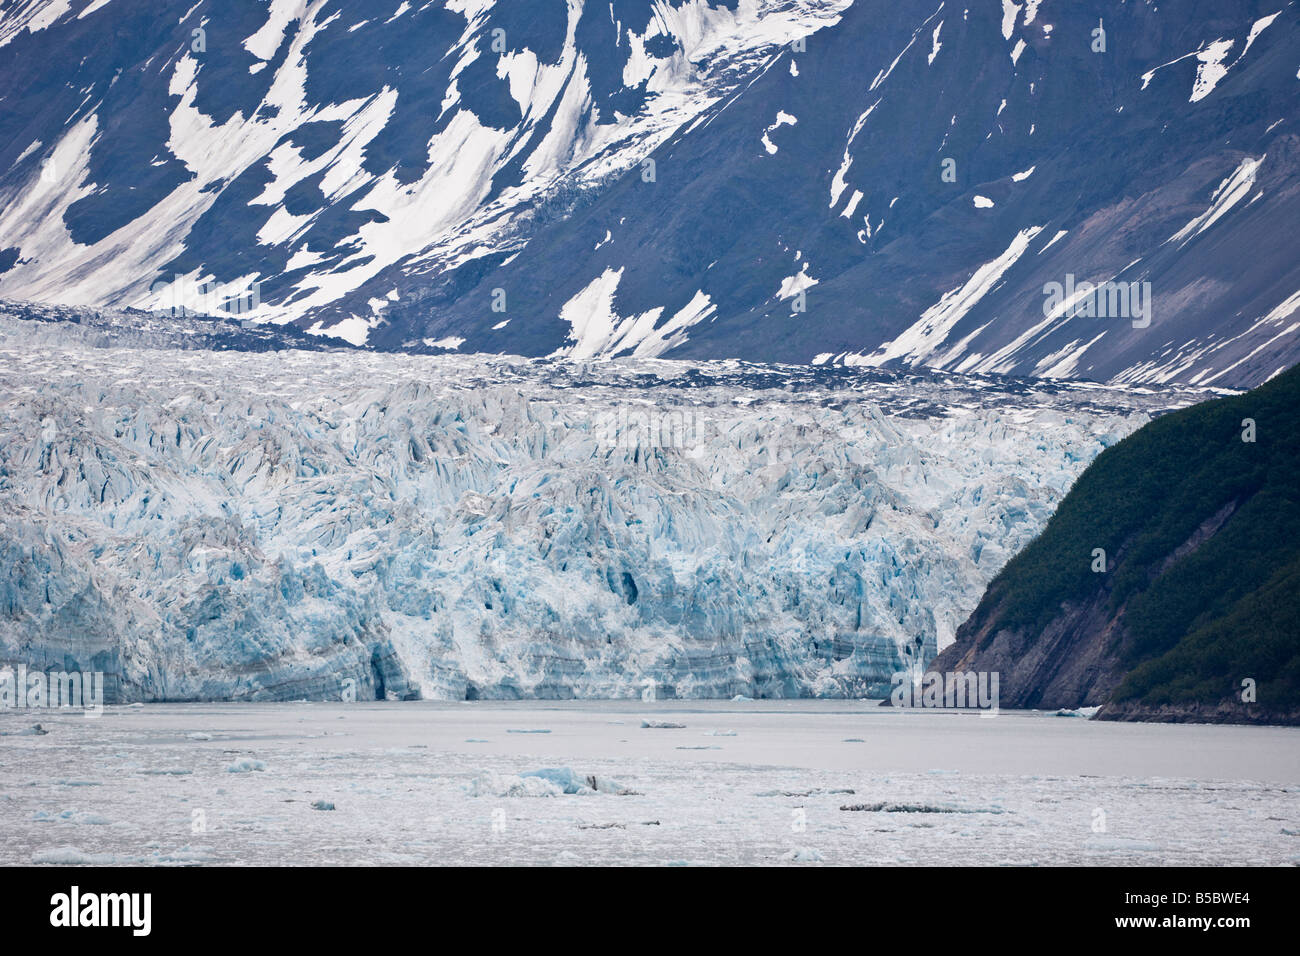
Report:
0,317,1212,702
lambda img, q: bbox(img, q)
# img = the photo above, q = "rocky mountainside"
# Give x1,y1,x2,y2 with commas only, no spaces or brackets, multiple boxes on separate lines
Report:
0,1,1296,386
930,362,1300,724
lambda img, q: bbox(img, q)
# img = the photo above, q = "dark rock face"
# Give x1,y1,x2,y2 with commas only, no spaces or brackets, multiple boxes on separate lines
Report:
930,364,1300,725
1098,699,1300,726
930,592,1133,712
0,2,1295,387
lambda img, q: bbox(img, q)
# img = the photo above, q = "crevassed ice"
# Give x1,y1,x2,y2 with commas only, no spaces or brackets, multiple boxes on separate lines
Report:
0,318,1183,703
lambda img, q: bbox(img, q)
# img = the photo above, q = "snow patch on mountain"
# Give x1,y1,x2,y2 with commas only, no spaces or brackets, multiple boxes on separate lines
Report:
1190,39,1237,103
559,268,716,359
761,110,798,154
778,263,819,300
829,98,880,209
1000,1,1020,41
1142,14,1280,105
1193,289,1300,386
1168,155,1264,246
0,0,73,49
870,3,941,91
848,226,1043,369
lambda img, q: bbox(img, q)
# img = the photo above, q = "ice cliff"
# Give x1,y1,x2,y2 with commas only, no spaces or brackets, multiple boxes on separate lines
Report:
0,316,1208,701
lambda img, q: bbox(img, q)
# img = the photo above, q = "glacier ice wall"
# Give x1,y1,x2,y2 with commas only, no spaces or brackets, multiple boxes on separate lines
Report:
0,317,1206,701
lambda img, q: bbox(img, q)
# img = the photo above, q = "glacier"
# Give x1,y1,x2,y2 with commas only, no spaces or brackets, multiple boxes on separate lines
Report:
0,313,1215,702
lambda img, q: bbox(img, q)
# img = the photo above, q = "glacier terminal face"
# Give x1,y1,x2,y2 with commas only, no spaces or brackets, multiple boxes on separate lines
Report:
0,317,1213,701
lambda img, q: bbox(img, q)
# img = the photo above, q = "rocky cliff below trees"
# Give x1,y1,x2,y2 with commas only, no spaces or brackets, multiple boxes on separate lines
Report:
931,365,1300,724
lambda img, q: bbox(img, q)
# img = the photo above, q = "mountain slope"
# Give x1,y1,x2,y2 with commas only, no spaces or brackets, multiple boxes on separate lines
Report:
0,1,1296,387
409,0,1300,389
930,362,1300,723
0,0,855,339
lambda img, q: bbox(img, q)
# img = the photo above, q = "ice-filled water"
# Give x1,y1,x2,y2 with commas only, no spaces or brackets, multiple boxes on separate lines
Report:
0,320,1212,702
3,702,1296,866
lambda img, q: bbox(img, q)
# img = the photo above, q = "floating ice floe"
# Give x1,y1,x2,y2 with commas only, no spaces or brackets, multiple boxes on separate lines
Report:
1053,706,1102,718
780,846,825,862
31,810,111,825
465,766,637,797
226,759,267,773
0,724,48,736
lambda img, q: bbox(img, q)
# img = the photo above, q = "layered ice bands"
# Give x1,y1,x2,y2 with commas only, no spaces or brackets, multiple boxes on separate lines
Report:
0,317,1207,702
